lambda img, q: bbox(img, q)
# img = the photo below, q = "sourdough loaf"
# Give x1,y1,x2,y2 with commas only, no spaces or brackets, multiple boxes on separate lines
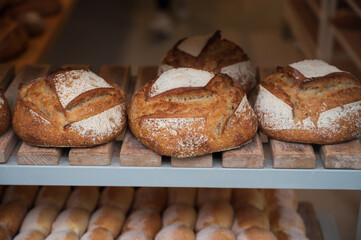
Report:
0,89,10,136
12,68,127,147
254,59,361,144
159,31,256,93
128,68,258,158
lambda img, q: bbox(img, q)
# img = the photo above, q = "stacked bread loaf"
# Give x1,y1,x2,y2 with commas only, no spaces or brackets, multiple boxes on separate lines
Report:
0,186,311,239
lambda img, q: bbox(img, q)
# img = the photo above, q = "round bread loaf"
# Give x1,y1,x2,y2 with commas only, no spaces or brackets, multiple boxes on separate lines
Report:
159,31,256,93
196,225,236,240
0,89,10,136
121,208,162,238
117,230,152,240
254,59,361,144
231,206,269,235
155,223,195,240
163,203,197,229
195,199,234,232
167,188,197,206
132,187,167,213
236,227,277,240
13,68,127,147
14,230,45,240
129,68,257,158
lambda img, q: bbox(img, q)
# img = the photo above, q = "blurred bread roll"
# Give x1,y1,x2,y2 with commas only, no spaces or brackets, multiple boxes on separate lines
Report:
167,188,197,206
45,231,79,240
66,187,99,212
231,206,269,235
163,203,197,230
52,208,90,237
276,230,310,240
196,225,236,240
20,204,59,235
116,230,152,240
269,206,305,235
132,187,166,213
195,200,234,232
232,189,265,211
14,230,45,240
88,206,125,237
197,188,231,208
236,227,277,240
155,223,195,240
35,186,71,210
80,228,113,240
0,200,27,236
2,186,39,209
99,187,134,213
0,223,11,240
122,208,161,238
265,189,297,211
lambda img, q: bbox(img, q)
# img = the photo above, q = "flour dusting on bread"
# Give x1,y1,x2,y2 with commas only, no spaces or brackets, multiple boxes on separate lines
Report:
158,64,174,76
69,103,125,139
149,68,214,98
289,59,342,78
0,97,4,105
221,61,255,87
53,70,112,108
177,34,212,57
29,108,51,125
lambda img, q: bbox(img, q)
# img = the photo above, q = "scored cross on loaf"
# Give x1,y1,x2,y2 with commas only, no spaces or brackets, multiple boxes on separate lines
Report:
128,68,258,158
159,31,256,94
12,68,127,147
254,59,361,144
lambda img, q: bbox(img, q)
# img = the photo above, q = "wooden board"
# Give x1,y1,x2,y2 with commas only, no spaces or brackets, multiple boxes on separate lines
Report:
171,154,213,168
6,0,78,71
68,65,130,166
270,139,316,169
0,64,51,163
119,130,162,167
298,202,323,240
16,65,64,165
320,139,361,169
222,134,264,168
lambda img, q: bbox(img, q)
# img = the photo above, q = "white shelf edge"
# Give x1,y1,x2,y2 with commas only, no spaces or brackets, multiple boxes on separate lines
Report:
0,156,360,189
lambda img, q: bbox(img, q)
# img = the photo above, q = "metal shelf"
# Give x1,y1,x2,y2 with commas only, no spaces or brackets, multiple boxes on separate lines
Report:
1,156,360,189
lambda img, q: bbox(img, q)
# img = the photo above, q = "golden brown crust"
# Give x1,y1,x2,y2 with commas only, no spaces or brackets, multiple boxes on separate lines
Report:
155,223,195,240
231,189,265,212
0,90,11,136
122,209,162,238
236,227,277,240
269,206,306,235
162,203,197,230
160,31,255,93
255,62,361,144
231,206,270,235
13,230,45,240
132,187,167,213
128,70,258,158
0,200,27,236
197,226,236,240
13,68,127,147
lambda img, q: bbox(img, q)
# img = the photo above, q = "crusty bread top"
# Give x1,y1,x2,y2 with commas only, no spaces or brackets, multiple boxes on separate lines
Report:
257,60,361,131
17,68,126,142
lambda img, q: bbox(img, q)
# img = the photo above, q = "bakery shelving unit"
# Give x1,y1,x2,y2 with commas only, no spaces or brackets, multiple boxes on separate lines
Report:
284,0,361,78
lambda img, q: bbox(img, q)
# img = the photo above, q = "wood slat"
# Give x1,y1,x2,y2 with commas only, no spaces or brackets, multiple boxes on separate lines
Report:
171,154,213,168
320,139,361,169
298,202,323,240
119,66,162,167
0,64,50,163
0,65,15,91
119,130,161,167
222,134,264,168
270,139,316,169
68,65,130,166
16,65,63,165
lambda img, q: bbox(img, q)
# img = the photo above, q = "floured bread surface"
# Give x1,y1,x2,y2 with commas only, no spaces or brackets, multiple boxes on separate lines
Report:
128,69,258,158
289,59,342,79
255,60,361,144
12,68,127,147
160,31,256,93
0,90,10,136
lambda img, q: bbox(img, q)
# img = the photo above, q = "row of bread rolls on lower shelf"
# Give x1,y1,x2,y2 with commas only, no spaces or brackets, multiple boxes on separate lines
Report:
0,186,309,240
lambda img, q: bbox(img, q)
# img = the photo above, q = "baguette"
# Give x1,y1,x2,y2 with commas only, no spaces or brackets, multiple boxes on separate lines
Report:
51,208,90,237
197,188,231,209
163,203,197,230
45,231,79,240
88,206,125,237
122,208,162,238
14,230,45,240
132,187,166,213
269,206,306,236
0,223,11,240
236,227,277,240
98,187,134,213
167,188,197,207
35,186,71,210
66,187,99,212
2,185,39,209
80,228,113,240
231,206,269,235
155,223,195,240
0,200,27,236
232,189,265,211
116,230,152,240
196,225,236,240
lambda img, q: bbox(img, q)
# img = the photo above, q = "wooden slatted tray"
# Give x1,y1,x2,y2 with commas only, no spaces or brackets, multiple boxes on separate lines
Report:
0,64,360,170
